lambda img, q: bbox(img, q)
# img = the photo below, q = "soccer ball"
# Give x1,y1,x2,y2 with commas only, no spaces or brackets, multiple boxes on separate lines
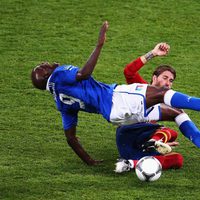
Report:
135,156,162,182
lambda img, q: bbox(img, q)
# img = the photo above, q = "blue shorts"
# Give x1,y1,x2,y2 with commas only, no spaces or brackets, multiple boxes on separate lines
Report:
116,123,162,160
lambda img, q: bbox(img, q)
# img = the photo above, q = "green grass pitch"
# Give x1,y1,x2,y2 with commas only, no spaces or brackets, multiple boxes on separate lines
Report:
1,0,200,199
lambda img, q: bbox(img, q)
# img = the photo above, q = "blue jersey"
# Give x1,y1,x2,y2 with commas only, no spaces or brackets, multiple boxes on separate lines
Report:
47,65,117,130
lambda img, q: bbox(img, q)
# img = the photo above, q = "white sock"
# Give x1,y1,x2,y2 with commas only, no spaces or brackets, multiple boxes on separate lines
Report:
164,90,176,106
128,159,134,169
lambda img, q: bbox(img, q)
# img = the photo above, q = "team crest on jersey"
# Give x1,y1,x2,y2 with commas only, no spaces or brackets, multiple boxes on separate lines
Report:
136,85,144,91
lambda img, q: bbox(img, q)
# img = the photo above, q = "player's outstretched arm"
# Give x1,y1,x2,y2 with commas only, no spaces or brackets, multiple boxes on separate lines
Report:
76,21,109,81
141,42,170,64
65,126,103,165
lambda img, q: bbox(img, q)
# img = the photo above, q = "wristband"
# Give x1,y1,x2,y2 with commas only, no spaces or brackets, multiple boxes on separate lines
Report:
144,51,154,61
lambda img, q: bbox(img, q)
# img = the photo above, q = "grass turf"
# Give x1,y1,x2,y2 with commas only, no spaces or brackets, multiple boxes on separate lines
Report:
1,0,200,199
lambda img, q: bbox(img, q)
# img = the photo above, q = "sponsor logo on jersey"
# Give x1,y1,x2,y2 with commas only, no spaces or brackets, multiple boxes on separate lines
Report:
136,85,144,91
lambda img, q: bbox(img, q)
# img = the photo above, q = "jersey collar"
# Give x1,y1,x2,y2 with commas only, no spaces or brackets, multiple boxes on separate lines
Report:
46,75,52,91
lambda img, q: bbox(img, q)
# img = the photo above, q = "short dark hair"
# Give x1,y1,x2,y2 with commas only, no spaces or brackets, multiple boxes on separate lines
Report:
31,62,59,90
152,64,176,80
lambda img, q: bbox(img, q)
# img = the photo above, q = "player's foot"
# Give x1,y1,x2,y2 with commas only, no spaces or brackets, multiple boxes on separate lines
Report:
142,139,172,154
114,159,134,173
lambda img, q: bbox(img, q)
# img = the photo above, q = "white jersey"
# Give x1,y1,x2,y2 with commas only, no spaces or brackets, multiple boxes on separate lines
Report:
110,84,161,125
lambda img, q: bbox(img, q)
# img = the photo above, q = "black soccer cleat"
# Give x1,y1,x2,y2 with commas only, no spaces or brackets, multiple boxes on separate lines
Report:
142,139,172,154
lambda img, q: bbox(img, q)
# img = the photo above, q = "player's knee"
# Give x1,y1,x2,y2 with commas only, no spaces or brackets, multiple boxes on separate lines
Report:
161,105,184,121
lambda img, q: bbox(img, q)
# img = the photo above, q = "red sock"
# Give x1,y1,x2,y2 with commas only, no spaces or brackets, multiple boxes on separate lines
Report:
154,153,183,170
151,128,178,143
133,160,138,167
167,128,178,142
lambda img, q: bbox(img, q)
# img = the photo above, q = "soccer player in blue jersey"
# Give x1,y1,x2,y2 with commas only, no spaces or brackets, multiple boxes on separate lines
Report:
31,21,200,165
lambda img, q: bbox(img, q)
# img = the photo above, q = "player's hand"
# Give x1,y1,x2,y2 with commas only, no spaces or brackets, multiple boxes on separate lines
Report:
152,42,170,56
167,141,179,146
97,21,109,47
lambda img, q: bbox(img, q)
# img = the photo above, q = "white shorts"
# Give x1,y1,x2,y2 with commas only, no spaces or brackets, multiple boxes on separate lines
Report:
109,84,161,126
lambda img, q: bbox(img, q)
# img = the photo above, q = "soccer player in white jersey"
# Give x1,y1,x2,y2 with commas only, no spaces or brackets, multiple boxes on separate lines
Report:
31,21,200,165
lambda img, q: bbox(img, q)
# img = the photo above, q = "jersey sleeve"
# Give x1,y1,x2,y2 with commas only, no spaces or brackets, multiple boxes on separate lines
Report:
124,57,148,84
61,111,78,130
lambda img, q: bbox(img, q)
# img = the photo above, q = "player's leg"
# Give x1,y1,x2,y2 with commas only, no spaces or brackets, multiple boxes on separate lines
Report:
165,128,178,142
116,123,161,160
149,103,200,148
115,152,183,172
127,153,183,170
151,127,178,143
115,123,161,173
146,85,200,111
143,103,179,144
154,153,183,170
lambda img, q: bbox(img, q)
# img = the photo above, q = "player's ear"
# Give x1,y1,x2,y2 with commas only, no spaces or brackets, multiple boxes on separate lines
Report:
152,75,158,84
52,62,60,69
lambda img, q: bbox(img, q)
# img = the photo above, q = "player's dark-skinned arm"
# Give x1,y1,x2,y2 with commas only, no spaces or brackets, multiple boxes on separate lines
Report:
64,22,109,165
76,21,108,81
65,126,102,165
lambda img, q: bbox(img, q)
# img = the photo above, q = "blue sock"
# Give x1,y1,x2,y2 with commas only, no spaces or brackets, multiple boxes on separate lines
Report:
179,120,200,148
171,92,200,111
